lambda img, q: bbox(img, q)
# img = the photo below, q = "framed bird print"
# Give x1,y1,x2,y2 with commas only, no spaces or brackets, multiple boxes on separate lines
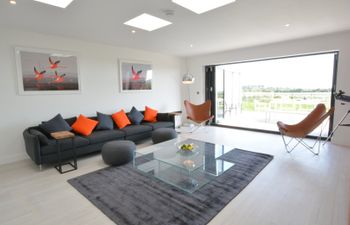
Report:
119,59,152,92
15,47,81,95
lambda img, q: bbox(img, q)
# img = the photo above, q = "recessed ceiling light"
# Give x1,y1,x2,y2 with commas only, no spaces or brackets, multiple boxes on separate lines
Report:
124,13,172,32
190,44,194,48
131,30,136,34
34,0,74,8
284,23,291,27
9,0,16,5
172,0,236,14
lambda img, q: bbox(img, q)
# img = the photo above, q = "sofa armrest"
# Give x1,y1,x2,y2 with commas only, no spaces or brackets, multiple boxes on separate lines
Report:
29,129,53,145
157,113,175,123
23,128,42,165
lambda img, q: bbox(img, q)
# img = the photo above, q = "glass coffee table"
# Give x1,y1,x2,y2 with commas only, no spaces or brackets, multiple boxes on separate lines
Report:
133,138,235,193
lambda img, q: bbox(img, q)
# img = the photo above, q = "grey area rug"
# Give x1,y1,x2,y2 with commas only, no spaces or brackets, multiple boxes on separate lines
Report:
68,149,273,225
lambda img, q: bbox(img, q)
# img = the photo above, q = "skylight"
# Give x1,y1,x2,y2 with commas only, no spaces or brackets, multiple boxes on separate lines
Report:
124,13,172,32
172,0,236,14
34,0,74,8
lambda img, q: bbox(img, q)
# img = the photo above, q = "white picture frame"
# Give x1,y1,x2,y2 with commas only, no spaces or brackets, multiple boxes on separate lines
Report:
119,59,153,92
15,46,81,95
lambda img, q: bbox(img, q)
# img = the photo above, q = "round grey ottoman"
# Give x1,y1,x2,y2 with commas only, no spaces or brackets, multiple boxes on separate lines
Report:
101,140,135,166
152,128,178,144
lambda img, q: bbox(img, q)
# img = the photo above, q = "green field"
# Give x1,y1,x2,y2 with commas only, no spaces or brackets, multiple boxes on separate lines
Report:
218,91,330,113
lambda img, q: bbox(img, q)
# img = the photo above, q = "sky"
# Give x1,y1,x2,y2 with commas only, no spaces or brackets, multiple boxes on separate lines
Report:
217,53,335,89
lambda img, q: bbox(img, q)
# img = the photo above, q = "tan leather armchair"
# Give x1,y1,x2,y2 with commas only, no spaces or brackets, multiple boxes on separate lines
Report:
277,103,334,155
184,100,214,125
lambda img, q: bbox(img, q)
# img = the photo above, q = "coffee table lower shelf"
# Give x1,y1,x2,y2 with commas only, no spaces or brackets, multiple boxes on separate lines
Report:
133,151,234,193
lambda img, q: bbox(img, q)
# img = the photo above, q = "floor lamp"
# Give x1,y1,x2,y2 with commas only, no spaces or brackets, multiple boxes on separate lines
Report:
182,73,195,130
182,73,195,101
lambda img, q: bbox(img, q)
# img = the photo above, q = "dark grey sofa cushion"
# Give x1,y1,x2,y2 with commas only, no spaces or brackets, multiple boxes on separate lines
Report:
39,114,71,134
120,125,152,136
87,130,125,144
128,107,144,125
96,112,114,130
41,136,89,156
142,121,174,130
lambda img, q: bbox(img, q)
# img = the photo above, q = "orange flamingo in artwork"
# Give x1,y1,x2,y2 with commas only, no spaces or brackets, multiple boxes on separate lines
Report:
54,71,66,83
49,57,61,69
131,66,142,80
34,67,46,80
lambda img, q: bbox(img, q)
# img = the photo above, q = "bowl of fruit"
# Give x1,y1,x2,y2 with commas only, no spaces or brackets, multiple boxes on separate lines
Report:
177,143,199,154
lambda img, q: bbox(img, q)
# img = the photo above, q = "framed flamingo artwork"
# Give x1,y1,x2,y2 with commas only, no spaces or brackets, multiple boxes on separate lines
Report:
119,59,152,92
15,47,81,95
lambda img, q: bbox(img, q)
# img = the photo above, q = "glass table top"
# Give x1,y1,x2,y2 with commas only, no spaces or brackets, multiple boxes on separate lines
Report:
133,138,235,193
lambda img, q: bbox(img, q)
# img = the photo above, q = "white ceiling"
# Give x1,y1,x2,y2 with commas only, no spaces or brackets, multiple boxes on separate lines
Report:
1,0,350,57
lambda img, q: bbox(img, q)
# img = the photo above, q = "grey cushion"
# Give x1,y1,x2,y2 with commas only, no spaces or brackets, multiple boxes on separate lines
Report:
128,107,144,125
39,114,71,134
152,128,177,144
64,117,77,126
87,130,125,144
96,112,114,130
101,140,135,166
40,136,89,156
29,129,50,145
142,121,174,130
120,125,152,136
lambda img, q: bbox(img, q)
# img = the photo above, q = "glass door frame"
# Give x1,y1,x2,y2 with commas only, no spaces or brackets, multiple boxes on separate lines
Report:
205,51,339,139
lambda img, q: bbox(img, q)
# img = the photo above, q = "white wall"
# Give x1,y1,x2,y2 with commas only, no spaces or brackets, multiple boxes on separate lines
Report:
187,30,350,147
0,27,184,165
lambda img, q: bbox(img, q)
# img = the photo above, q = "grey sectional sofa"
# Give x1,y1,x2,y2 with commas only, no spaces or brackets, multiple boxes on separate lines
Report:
23,112,175,166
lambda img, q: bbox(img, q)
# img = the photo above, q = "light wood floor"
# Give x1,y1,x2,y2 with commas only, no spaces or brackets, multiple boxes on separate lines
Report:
1,126,349,225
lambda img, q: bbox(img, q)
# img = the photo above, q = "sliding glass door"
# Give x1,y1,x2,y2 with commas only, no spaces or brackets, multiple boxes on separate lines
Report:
206,52,338,137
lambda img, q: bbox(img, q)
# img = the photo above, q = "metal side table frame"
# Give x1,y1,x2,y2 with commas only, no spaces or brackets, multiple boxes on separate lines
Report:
51,131,78,174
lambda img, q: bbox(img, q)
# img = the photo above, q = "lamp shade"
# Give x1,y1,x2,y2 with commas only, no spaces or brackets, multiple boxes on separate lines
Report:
182,73,195,84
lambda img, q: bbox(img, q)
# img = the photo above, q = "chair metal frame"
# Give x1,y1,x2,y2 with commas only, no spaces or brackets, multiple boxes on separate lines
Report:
280,119,329,155
188,116,214,133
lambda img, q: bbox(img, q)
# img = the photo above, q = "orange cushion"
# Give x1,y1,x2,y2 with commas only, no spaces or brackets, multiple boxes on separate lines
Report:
112,109,131,129
144,106,158,122
71,114,98,136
